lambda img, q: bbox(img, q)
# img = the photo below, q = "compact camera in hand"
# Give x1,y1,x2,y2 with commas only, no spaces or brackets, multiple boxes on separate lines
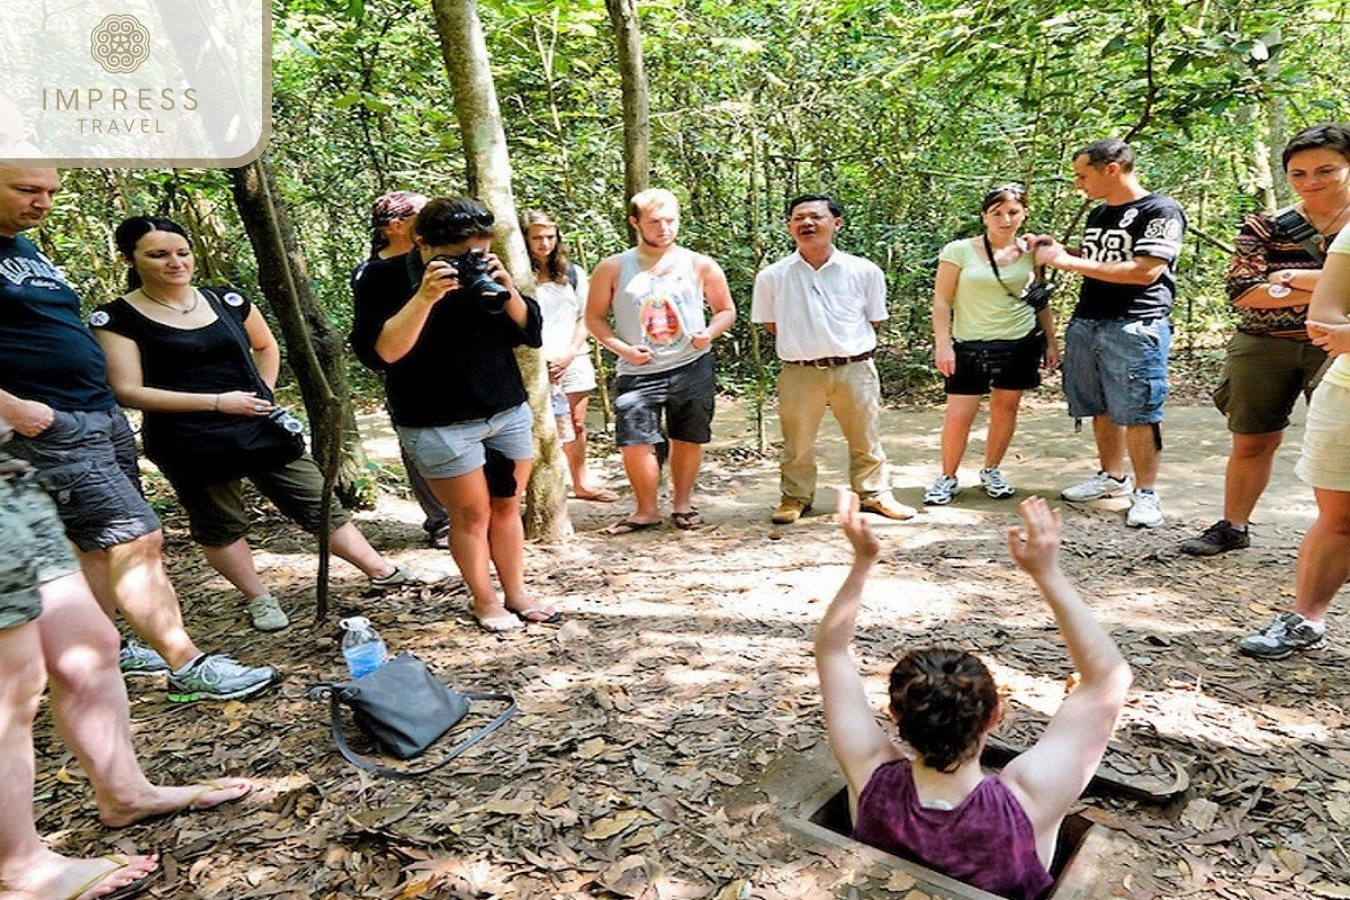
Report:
432,251,510,313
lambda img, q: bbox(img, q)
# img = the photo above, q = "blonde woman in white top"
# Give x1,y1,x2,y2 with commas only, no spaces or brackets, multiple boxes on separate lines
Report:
523,211,617,502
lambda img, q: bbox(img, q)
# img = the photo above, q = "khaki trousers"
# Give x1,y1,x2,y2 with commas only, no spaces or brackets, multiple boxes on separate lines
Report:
777,359,889,502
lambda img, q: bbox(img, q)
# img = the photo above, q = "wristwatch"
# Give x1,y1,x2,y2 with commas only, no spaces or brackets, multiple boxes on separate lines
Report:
1268,270,1294,298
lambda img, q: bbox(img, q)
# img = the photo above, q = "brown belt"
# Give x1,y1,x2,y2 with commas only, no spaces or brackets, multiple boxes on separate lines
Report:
784,350,874,369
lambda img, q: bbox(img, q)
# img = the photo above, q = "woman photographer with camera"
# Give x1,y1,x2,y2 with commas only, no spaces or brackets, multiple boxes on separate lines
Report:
925,185,1058,507
351,198,556,634
92,216,438,633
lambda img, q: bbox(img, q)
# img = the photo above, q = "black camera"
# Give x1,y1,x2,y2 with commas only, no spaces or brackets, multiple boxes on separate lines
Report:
1022,279,1055,311
267,407,305,434
432,251,510,313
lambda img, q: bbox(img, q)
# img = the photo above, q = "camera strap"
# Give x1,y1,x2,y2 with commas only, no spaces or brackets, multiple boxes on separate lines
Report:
1271,206,1327,265
982,234,1024,301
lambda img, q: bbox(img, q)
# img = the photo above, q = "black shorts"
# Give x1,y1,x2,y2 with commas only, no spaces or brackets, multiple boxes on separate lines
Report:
945,331,1044,395
614,354,716,446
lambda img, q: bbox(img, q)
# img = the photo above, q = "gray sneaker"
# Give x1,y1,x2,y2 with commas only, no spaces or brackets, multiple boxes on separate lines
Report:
370,564,448,589
979,467,1016,499
923,475,960,506
247,593,289,631
167,654,280,703
119,641,169,677
1238,612,1326,659
1061,470,1133,502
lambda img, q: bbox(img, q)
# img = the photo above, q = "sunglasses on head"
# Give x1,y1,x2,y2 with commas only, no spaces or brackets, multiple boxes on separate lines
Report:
447,209,495,228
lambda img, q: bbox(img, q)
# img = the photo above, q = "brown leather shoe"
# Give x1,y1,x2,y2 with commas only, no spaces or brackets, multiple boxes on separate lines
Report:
858,493,916,520
771,497,811,524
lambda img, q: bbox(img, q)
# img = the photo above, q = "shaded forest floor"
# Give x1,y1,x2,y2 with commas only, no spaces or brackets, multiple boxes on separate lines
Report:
30,391,1350,899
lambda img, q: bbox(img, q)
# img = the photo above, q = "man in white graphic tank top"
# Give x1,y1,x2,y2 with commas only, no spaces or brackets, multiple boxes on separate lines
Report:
586,189,736,533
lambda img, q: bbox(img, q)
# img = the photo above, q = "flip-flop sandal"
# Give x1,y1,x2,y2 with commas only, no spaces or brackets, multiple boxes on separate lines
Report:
574,488,620,502
476,612,525,633
671,510,702,529
510,607,564,624
64,854,162,900
105,778,252,828
601,519,661,535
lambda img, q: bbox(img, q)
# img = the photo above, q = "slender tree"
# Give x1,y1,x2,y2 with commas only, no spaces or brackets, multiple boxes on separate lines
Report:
429,0,571,541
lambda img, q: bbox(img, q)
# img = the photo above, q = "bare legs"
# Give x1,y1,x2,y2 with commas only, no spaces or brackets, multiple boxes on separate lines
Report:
1293,487,1350,624
938,390,1023,476
35,572,250,827
564,391,612,499
1221,431,1284,528
618,439,701,523
431,459,534,621
76,532,200,671
619,445,662,525
1091,415,1160,492
202,524,397,602
0,613,159,900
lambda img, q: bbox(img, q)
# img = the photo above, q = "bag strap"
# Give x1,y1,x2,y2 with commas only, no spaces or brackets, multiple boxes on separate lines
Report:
199,287,274,400
323,688,518,779
1271,205,1327,265
566,263,579,291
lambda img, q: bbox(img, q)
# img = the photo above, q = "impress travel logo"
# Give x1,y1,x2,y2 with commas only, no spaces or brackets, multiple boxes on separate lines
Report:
0,1,270,166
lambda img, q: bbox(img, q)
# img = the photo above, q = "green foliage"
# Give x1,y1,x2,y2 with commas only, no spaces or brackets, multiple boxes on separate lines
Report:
33,0,1350,405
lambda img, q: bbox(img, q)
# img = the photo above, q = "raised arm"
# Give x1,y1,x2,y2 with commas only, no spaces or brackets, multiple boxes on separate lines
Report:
999,497,1132,843
815,490,905,802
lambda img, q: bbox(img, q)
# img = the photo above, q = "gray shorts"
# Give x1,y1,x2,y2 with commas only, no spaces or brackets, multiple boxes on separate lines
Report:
397,402,534,481
6,408,161,552
614,354,716,446
1062,317,1170,426
0,470,81,630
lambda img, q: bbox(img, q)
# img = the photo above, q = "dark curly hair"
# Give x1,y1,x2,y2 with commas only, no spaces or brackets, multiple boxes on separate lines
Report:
113,215,190,290
889,647,1000,773
412,197,495,247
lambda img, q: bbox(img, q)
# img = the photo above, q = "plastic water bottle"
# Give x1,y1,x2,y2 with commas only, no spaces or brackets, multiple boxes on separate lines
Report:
340,616,387,678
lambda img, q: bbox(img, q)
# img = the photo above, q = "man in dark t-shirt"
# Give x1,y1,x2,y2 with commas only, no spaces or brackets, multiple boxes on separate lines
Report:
1030,140,1187,529
0,167,277,703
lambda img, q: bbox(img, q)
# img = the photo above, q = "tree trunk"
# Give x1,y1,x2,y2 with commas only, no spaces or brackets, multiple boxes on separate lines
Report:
430,0,570,542
606,0,650,238
228,157,373,511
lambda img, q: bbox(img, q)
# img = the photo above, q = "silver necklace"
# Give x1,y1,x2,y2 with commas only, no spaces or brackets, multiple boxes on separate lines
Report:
139,286,199,315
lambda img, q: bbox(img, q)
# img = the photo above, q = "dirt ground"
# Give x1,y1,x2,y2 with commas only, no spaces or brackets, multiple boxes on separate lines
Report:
31,394,1350,899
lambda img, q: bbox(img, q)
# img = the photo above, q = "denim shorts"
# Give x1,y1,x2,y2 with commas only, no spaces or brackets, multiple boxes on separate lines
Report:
614,353,716,446
1062,317,1170,426
6,408,161,552
0,469,81,629
397,402,534,482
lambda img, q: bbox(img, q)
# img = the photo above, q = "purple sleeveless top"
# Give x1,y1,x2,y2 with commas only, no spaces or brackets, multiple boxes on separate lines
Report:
851,759,1054,900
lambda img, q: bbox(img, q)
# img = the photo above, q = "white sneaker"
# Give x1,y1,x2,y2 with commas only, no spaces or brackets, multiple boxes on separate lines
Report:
1061,470,1133,502
979,467,1016,499
923,475,960,506
1126,490,1164,528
